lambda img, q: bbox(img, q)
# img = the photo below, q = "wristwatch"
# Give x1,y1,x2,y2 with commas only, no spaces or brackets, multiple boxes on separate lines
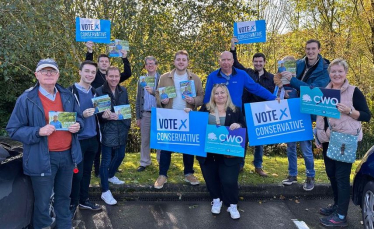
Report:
348,108,353,116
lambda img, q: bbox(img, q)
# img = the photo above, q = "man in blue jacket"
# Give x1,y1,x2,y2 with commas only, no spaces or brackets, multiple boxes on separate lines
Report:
6,58,83,229
275,39,329,191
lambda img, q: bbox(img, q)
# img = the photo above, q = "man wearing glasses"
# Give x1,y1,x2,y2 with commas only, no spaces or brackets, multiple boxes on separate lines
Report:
6,59,83,229
135,56,161,172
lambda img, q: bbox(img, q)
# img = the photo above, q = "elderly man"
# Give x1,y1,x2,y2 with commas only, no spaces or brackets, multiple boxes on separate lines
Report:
6,58,83,229
136,56,161,172
274,39,329,191
154,50,204,189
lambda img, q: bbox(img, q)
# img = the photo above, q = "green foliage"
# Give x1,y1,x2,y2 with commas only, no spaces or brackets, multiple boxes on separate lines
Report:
1,0,373,157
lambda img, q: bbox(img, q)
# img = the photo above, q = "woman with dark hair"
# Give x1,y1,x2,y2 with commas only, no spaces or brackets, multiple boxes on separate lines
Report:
315,58,371,227
197,84,245,220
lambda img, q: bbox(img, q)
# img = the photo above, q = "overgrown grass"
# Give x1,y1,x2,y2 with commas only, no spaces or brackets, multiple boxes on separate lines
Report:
90,151,360,187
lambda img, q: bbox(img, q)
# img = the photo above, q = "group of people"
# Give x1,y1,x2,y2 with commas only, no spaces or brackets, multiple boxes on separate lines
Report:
6,37,371,228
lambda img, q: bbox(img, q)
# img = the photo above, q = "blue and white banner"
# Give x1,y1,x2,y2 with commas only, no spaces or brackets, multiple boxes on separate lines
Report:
244,98,313,146
76,17,111,44
205,125,246,157
150,108,208,157
300,86,341,119
233,20,266,44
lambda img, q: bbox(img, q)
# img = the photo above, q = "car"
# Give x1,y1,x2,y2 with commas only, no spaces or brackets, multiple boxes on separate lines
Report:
352,145,374,229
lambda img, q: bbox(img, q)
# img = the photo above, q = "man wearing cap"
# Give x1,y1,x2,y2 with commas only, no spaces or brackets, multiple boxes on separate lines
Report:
68,60,101,219
6,59,83,229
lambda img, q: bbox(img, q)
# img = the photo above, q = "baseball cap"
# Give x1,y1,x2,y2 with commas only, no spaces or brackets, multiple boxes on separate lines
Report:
35,58,59,72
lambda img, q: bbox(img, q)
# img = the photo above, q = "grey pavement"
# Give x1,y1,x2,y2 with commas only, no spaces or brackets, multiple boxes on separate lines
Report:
73,198,363,229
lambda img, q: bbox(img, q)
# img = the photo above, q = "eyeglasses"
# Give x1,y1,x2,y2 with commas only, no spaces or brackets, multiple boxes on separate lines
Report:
39,69,58,76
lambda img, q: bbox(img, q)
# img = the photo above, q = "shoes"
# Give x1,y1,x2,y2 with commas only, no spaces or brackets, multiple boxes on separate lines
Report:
255,168,268,177
184,174,200,185
227,204,240,219
154,175,167,189
69,204,78,220
108,176,125,185
79,199,102,211
320,213,348,227
303,177,315,191
282,176,297,185
319,204,338,216
137,166,146,172
101,190,117,205
211,198,222,214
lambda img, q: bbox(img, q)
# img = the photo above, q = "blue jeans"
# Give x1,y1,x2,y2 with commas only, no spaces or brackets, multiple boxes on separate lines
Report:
159,150,194,177
253,145,264,168
286,140,315,177
100,144,126,192
30,150,74,229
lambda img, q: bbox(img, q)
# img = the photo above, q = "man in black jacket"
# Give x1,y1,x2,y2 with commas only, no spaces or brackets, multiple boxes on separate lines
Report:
230,37,275,177
85,41,132,176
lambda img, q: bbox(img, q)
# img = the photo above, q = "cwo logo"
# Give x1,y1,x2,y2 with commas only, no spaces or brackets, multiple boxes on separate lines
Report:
80,18,101,31
156,109,189,132
207,132,243,143
302,94,338,105
250,100,292,126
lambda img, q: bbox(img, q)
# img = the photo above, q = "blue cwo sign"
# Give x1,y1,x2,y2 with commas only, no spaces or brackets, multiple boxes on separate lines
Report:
205,125,246,157
300,86,341,119
76,17,111,44
233,20,266,44
244,98,313,146
150,108,208,156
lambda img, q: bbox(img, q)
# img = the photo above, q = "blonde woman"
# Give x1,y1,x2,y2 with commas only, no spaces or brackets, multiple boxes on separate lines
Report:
197,84,245,220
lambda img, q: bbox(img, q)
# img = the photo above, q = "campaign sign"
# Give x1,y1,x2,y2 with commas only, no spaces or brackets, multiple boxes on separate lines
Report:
244,98,313,146
205,125,246,157
150,108,208,156
233,20,266,44
300,86,341,119
76,17,111,43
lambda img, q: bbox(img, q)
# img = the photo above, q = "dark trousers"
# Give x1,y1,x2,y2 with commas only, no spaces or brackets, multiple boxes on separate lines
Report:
70,137,99,205
100,144,126,192
159,150,194,177
322,142,353,216
94,142,101,176
30,150,74,229
199,154,240,206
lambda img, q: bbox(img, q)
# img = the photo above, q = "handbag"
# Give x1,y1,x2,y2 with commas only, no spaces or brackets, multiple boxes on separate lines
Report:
326,120,359,163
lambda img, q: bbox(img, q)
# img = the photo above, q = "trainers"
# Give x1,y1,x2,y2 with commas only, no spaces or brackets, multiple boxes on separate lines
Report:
108,176,125,185
227,204,240,219
211,198,222,214
101,190,117,205
255,168,268,177
282,176,297,185
320,213,348,227
319,204,338,216
137,166,146,172
184,174,200,185
69,204,78,220
79,199,102,211
303,177,315,191
154,175,167,189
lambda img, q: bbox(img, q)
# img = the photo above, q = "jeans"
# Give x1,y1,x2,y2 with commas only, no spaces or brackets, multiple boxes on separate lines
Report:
253,145,264,168
322,142,352,216
199,154,240,206
286,140,315,177
70,137,98,205
100,144,126,192
159,150,194,177
30,150,74,229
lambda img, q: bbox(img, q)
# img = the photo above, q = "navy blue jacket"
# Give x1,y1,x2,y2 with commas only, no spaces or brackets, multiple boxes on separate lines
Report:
6,83,83,176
